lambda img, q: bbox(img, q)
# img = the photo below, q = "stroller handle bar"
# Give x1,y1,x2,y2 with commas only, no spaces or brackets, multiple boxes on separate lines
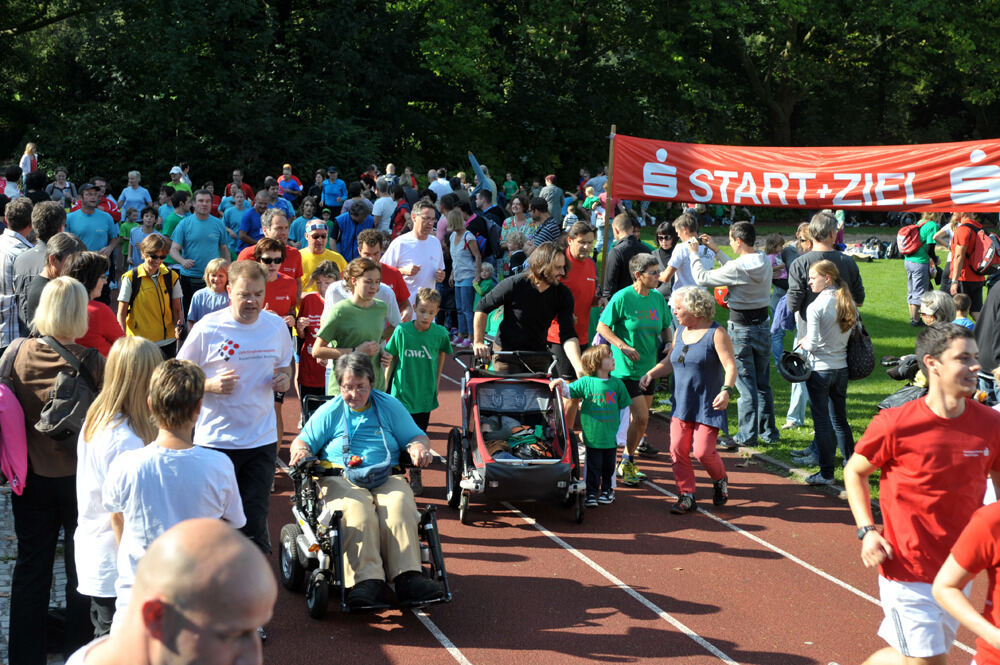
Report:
452,349,556,377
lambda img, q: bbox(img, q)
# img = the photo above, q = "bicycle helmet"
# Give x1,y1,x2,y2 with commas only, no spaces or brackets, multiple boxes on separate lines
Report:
777,351,811,383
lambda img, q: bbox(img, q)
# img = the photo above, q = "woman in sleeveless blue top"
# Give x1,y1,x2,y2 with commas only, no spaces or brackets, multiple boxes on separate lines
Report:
640,286,737,514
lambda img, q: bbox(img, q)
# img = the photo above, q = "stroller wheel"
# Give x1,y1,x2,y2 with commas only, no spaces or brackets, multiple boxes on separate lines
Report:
306,571,330,619
573,493,585,524
458,492,470,525
446,428,463,509
279,524,305,591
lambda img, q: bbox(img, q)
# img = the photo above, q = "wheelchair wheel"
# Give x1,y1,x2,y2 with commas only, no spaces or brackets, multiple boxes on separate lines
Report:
458,492,470,525
279,524,305,591
306,571,330,619
446,428,463,509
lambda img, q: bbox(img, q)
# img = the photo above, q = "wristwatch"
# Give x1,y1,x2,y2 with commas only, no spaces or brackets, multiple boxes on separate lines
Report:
857,525,879,540
721,385,736,396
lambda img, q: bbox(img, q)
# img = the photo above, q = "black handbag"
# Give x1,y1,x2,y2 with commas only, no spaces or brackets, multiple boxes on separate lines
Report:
34,336,99,442
878,385,927,411
846,320,875,381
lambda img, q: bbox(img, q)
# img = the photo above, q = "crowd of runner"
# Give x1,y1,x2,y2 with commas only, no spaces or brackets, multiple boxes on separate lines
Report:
4,146,1000,665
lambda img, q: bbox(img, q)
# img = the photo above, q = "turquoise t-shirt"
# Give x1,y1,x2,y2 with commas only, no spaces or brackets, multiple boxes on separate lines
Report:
599,287,671,379
66,209,117,252
298,391,424,468
170,215,227,278
569,375,632,449
386,322,453,414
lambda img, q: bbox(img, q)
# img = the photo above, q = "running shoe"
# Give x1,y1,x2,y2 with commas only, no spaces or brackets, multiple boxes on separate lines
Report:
620,460,641,487
585,495,598,508
805,472,835,486
597,490,615,505
633,464,648,480
670,493,696,514
713,477,729,506
636,436,659,457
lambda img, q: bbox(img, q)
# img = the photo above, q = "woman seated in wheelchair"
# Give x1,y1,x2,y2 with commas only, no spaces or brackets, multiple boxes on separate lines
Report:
289,352,444,608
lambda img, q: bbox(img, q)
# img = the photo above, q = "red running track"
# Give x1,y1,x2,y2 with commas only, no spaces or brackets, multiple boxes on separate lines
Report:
262,358,985,664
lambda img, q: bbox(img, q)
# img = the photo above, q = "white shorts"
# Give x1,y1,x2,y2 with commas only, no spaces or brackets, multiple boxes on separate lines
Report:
877,576,970,658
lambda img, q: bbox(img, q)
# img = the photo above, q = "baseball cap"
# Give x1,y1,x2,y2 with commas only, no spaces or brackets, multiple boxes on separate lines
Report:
79,182,99,192
169,166,183,175
283,163,292,169
327,166,338,173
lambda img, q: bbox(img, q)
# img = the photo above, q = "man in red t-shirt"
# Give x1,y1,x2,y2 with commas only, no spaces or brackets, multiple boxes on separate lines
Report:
357,228,411,322
949,211,987,317
237,209,302,289
846,323,1000,665
225,169,255,200
933,502,1000,665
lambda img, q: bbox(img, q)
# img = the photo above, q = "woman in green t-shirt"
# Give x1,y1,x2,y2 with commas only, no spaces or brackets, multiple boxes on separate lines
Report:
314,257,390,394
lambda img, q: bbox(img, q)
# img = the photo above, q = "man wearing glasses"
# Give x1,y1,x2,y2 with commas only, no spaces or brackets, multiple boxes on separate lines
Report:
299,219,347,294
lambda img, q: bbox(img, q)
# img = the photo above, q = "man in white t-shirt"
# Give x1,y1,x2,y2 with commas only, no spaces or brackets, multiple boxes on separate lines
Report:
661,212,716,290
103,359,245,630
371,178,396,234
381,201,445,304
65,518,275,665
177,260,294,554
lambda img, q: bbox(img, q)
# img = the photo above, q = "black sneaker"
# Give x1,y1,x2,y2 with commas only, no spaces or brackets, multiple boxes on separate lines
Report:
713,477,729,506
347,579,385,608
636,437,659,457
717,435,739,451
585,495,599,508
597,490,615,505
393,571,444,605
670,493,696,514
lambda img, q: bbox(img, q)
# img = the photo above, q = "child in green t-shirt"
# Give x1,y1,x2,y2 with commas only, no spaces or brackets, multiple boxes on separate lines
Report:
550,345,631,508
385,288,454,495
472,263,497,310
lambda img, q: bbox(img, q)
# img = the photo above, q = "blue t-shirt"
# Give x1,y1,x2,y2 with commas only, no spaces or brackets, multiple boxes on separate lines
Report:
171,215,227,278
239,208,263,249
66,209,117,252
321,179,347,208
117,186,152,216
187,287,230,323
221,205,246,254
269,198,295,218
128,227,161,267
280,179,302,202
298,391,423,467
954,316,976,330
158,202,173,222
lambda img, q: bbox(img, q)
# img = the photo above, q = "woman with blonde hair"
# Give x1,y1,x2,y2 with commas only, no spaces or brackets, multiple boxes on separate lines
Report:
798,259,858,485
7,276,106,662
74,335,161,636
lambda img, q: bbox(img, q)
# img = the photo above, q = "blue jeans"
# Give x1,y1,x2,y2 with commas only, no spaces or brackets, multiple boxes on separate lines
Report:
805,367,853,479
455,285,474,336
787,381,808,426
729,320,780,445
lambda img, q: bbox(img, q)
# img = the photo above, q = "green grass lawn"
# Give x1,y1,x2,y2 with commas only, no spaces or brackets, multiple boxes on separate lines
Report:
620,224,942,494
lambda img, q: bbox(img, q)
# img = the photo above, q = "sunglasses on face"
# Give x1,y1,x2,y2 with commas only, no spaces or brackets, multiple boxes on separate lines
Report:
259,257,282,265
657,235,671,240
310,233,328,239
147,254,167,260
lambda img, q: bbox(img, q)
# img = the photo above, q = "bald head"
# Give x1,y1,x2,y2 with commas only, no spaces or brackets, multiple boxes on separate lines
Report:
136,519,275,614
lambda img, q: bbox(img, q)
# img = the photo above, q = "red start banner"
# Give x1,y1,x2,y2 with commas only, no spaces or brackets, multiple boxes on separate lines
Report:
610,133,1000,212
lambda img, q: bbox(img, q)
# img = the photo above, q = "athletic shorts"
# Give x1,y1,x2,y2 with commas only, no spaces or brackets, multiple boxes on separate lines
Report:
621,376,655,399
550,342,589,381
876,576,968,659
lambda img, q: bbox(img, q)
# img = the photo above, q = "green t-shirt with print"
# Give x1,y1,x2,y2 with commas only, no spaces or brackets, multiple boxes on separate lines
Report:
318,298,389,394
569,375,632,449
598,286,671,379
385,321,453,415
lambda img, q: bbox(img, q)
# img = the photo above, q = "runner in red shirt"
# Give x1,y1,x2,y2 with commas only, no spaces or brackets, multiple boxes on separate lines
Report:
949,211,987,317
225,168,255,200
934,502,1000,665
296,261,340,416
846,323,1000,665
357,228,411,321
237,209,303,285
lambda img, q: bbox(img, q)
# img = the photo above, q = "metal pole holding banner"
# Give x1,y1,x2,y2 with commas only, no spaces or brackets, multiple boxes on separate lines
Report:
600,125,616,290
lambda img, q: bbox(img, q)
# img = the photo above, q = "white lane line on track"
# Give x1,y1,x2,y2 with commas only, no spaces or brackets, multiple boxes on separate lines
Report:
441,372,461,386
504,502,739,665
412,609,475,665
640,480,977,656
276,460,474,663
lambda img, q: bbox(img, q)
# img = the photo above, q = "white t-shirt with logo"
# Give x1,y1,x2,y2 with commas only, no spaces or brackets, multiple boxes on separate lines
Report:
75,419,145,598
177,308,294,450
103,444,245,630
382,232,445,304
